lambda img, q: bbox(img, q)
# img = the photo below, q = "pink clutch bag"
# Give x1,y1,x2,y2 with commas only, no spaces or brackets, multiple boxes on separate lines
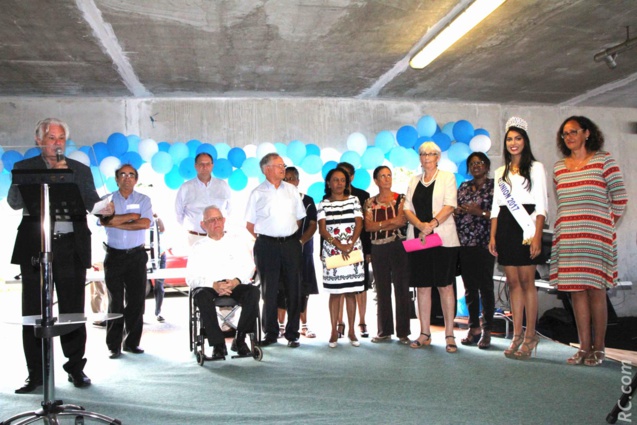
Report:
402,233,443,252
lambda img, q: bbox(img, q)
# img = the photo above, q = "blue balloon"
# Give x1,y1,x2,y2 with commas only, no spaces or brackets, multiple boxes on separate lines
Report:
165,166,184,190
79,146,98,165
92,142,110,163
24,147,41,159
0,173,12,199
105,176,118,193
374,130,395,153
405,148,420,170
178,157,197,180
127,134,141,152
432,133,452,151
186,139,202,157
169,142,189,164
119,151,143,170
396,125,418,148
212,158,232,179
388,147,409,167
300,155,323,174
457,160,468,176
107,133,129,157
228,147,247,168
339,151,361,169
474,128,490,137
442,122,455,140
274,142,288,156
158,142,171,153
307,181,326,204
151,151,173,174
1,150,24,171
90,166,104,188
352,169,371,190
287,140,307,165
215,143,231,159
195,143,217,161
455,173,466,188
447,142,472,163
417,115,437,137
241,157,261,178
322,161,338,179
306,144,321,157
453,120,475,144
360,147,385,170
414,136,433,152
228,169,248,191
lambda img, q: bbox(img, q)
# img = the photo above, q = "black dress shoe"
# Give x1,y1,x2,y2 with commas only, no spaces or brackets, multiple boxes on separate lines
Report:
212,344,227,359
231,333,252,356
15,377,43,394
68,371,92,388
123,346,144,354
258,338,277,347
109,349,121,359
287,339,300,348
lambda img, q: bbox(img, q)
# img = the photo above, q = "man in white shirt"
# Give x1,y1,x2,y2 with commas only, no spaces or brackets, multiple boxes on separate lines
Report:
175,153,232,246
187,205,259,359
245,153,306,348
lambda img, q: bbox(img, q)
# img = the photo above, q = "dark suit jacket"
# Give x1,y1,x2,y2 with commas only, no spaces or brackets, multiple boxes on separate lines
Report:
8,155,100,268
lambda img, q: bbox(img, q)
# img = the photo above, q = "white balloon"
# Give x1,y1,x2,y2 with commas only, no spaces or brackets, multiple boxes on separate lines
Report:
138,138,158,161
347,132,368,155
320,147,341,163
67,150,90,167
438,158,458,174
256,142,277,159
0,159,4,174
99,156,122,179
469,135,492,153
243,144,257,158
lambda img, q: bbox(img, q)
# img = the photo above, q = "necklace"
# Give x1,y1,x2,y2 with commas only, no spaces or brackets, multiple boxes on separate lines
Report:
422,169,439,187
510,166,520,175
569,153,591,170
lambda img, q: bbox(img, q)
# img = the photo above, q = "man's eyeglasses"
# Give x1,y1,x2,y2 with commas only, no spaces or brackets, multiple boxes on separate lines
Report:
268,163,286,169
561,129,584,139
203,217,223,224
469,161,485,167
117,172,137,178
420,152,439,157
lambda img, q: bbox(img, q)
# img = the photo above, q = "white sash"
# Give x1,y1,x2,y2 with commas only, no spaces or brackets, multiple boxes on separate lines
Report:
497,177,536,245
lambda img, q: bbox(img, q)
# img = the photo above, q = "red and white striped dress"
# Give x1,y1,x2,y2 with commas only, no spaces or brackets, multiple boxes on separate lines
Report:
549,151,628,291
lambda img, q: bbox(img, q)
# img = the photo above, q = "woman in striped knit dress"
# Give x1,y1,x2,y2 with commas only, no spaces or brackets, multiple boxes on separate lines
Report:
550,116,628,367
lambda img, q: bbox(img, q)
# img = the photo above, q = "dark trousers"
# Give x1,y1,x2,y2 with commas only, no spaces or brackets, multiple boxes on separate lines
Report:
459,246,496,330
20,235,87,377
194,285,260,346
254,236,302,341
104,248,147,350
371,240,411,338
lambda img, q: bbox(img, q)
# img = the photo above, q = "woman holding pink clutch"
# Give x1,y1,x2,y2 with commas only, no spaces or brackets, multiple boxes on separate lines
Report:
317,167,365,348
404,142,460,353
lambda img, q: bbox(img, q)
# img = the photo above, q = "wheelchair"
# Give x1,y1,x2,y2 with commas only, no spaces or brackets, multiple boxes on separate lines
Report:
189,286,263,364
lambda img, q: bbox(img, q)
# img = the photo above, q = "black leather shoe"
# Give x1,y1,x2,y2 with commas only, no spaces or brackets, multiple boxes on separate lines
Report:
212,344,227,359
232,332,251,356
109,349,121,359
287,339,300,348
123,346,144,354
15,377,43,394
68,371,91,388
258,338,277,347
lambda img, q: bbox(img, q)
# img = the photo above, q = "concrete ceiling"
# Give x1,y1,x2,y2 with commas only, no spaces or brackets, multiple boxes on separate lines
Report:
1,0,637,107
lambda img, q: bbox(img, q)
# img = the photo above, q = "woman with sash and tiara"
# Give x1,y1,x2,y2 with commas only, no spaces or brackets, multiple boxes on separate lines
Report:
489,117,548,360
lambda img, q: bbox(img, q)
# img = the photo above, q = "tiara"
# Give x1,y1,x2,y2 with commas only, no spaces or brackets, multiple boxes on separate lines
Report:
505,117,528,132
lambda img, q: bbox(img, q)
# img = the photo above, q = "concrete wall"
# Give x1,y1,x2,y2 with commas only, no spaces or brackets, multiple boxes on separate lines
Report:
1,96,636,316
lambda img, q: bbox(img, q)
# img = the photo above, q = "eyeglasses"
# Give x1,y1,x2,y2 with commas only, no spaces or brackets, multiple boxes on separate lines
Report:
561,129,584,139
420,152,439,157
203,217,223,224
117,172,137,178
268,163,286,169
283,177,298,182
469,161,485,167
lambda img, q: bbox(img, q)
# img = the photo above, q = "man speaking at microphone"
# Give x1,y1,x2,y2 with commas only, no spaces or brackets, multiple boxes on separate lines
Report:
8,118,113,394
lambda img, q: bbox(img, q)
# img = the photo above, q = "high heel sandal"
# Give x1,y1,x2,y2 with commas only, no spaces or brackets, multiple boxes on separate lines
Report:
504,334,523,358
409,333,431,349
584,349,605,367
478,330,491,349
359,324,369,338
336,323,345,339
445,335,458,353
566,349,589,365
460,328,481,346
514,335,540,360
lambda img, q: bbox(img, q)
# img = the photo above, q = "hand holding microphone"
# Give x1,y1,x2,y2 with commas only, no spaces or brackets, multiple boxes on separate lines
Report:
53,148,68,169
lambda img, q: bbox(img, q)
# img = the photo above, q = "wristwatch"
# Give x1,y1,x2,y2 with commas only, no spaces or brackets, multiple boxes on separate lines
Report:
481,211,487,217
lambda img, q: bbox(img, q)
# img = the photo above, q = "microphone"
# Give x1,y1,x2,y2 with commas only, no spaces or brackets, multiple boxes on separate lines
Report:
55,148,64,162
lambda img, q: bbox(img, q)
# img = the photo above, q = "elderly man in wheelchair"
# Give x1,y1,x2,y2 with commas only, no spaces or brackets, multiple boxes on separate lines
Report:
186,205,260,360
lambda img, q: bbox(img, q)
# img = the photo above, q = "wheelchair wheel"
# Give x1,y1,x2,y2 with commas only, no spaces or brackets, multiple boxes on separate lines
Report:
196,351,205,366
253,346,263,361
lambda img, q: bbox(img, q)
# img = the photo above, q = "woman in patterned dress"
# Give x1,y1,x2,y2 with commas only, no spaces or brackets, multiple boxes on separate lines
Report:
550,116,628,366
317,167,365,348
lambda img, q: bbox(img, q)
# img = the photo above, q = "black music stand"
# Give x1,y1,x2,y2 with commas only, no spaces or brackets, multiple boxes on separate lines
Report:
2,169,121,425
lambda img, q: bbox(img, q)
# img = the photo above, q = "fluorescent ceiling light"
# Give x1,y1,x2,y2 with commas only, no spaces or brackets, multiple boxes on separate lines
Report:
410,0,506,69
